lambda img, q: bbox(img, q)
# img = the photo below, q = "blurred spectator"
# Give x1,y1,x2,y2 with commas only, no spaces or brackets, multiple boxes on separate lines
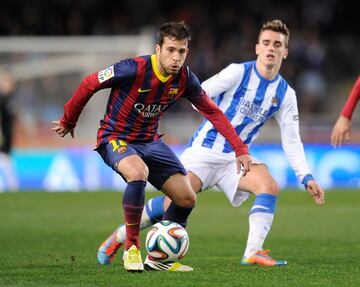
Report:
0,71,18,190
296,70,327,114
0,71,15,154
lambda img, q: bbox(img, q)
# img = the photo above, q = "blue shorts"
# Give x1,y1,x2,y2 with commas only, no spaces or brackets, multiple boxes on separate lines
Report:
96,139,187,190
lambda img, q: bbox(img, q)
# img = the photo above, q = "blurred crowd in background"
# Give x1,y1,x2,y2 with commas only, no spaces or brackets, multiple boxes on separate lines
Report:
0,0,359,147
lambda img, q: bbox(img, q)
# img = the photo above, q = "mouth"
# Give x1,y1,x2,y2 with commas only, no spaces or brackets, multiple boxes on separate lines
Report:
168,65,180,73
266,54,275,60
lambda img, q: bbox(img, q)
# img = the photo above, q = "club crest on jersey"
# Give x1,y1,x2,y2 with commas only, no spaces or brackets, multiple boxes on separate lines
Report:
98,65,114,83
271,96,278,107
168,88,179,99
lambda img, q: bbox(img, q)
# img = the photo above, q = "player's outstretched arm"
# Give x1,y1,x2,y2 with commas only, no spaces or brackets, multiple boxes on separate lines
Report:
305,180,325,205
51,120,75,138
331,76,360,147
331,115,351,147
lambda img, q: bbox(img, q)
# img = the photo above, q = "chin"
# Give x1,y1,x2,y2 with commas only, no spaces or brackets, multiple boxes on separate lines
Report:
167,68,179,75
264,60,277,67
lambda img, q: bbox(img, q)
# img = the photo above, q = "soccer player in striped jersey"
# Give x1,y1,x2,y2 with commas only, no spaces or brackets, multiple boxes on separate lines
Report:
331,76,360,147
52,21,251,272
97,19,325,267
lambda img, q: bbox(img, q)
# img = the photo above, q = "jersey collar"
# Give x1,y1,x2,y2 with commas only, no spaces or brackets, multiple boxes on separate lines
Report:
253,61,280,83
151,54,172,83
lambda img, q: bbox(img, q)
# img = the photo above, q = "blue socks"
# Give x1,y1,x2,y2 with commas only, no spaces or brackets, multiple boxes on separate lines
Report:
145,195,166,223
249,193,277,215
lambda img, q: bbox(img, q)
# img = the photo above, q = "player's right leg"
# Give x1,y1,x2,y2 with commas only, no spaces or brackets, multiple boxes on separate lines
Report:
96,142,147,272
97,196,166,264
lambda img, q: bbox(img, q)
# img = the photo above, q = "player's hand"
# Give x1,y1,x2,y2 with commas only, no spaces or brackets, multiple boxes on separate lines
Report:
306,180,325,205
51,120,75,138
236,154,251,176
331,115,351,147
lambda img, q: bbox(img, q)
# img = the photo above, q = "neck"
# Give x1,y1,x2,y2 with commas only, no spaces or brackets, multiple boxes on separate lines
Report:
255,60,280,81
155,55,168,76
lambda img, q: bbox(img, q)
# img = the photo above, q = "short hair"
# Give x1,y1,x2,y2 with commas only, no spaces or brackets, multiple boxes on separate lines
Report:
259,19,290,48
157,21,191,46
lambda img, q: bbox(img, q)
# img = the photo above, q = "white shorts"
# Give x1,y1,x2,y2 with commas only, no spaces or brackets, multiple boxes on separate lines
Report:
180,148,263,207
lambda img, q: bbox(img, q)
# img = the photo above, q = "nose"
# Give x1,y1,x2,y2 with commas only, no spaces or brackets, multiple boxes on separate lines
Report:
173,52,180,62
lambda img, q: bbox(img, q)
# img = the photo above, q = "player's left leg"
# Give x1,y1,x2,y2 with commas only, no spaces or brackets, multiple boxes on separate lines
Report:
144,172,196,272
160,172,196,227
238,164,287,266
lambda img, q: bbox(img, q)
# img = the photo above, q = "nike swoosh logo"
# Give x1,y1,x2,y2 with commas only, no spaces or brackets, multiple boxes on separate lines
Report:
138,88,151,93
125,222,138,226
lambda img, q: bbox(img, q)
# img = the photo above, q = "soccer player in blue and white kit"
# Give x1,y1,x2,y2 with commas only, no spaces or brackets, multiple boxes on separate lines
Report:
52,21,251,272
97,20,325,267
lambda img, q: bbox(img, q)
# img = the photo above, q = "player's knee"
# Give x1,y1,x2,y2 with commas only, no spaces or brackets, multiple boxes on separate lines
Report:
267,180,280,195
125,166,149,181
176,192,197,208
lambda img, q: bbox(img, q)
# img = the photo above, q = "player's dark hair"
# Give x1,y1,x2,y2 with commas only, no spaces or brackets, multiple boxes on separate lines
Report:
260,19,290,48
157,21,191,46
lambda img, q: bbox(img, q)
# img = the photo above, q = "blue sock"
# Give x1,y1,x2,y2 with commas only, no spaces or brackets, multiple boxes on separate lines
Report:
122,180,146,249
145,195,165,223
122,180,146,206
249,193,277,215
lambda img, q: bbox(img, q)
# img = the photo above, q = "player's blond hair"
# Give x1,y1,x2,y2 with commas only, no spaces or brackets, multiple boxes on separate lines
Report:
259,20,290,48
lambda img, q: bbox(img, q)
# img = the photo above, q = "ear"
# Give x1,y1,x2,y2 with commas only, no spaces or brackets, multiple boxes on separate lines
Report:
255,44,260,56
155,44,161,55
283,48,288,59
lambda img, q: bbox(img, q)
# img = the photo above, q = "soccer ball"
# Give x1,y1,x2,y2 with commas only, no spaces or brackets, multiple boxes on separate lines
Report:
145,220,189,263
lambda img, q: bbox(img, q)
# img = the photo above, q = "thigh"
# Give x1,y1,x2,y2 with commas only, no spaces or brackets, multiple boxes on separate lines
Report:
144,140,187,190
238,163,277,195
216,161,249,207
96,140,146,181
161,173,195,204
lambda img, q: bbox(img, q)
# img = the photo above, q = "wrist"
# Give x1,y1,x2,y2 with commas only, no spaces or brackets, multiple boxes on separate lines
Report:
60,118,76,130
235,146,249,157
302,174,314,189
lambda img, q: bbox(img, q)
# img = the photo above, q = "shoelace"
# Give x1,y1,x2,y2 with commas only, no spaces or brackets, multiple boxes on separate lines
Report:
258,249,271,258
128,248,140,262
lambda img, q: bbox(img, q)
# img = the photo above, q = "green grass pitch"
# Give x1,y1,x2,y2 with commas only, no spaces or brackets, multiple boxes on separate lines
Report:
1,190,360,286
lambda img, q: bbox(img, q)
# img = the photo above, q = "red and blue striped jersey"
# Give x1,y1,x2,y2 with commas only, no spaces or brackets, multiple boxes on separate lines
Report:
61,54,248,156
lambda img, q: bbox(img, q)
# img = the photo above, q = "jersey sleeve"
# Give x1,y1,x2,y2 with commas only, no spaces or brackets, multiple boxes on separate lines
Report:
274,88,311,182
97,58,136,88
60,59,136,129
341,76,360,120
201,63,244,98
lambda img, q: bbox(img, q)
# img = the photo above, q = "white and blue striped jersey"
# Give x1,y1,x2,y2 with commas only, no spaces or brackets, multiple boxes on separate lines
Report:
188,61,311,181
